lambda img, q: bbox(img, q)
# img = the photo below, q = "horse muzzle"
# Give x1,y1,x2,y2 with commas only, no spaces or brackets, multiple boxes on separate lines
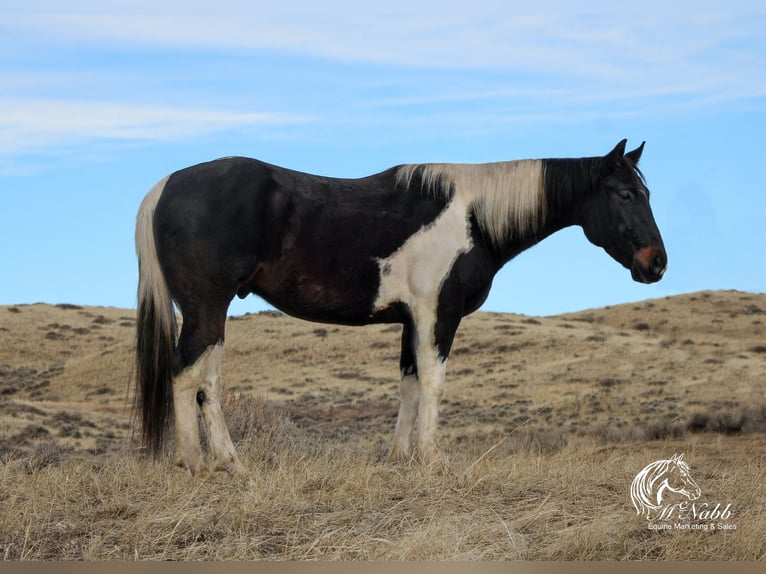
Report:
631,246,667,283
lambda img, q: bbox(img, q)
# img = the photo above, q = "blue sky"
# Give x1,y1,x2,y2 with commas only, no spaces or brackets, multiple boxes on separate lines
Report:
1,1,764,317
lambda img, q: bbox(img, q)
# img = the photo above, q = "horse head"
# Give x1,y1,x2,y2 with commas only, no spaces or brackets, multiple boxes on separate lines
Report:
579,139,667,284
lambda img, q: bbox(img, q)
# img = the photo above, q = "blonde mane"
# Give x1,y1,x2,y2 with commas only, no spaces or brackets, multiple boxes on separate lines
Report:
396,160,546,246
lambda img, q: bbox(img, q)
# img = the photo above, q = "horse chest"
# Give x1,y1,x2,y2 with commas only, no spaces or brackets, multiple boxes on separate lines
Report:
374,199,473,311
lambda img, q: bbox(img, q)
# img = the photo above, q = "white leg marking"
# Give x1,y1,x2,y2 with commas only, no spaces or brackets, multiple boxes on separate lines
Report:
389,303,447,465
173,368,204,475
413,340,447,464
389,372,419,462
196,343,247,475
201,343,247,474
174,343,247,475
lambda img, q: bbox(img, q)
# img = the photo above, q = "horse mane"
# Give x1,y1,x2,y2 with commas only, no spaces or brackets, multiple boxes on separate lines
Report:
543,153,652,218
396,160,546,247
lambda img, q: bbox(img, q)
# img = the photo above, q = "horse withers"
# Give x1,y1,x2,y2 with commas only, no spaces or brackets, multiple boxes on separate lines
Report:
135,139,666,474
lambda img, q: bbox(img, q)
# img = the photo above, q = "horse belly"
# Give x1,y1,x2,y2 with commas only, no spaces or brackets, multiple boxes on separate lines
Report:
243,256,385,325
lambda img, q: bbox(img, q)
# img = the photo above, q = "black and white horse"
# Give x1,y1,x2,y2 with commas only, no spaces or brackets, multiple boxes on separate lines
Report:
135,139,666,474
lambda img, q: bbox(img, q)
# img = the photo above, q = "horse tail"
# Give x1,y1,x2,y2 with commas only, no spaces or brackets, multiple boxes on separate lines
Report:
135,175,176,457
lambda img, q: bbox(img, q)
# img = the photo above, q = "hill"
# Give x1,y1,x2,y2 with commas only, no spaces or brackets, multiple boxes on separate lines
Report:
0,290,764,559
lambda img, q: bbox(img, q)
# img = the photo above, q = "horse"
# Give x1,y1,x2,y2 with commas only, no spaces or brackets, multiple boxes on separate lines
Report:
135,139,666,475
631,453,702,519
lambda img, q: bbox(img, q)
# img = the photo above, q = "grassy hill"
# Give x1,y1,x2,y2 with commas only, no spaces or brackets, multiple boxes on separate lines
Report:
1,290,764,559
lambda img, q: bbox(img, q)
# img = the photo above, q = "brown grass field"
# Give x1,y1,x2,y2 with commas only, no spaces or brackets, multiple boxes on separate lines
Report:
0,289,765,560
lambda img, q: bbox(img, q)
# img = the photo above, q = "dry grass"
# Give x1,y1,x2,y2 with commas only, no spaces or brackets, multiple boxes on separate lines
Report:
2,400,764,560
1,290,766,560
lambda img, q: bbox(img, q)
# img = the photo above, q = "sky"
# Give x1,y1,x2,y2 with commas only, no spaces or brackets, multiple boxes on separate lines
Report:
1,1,765,317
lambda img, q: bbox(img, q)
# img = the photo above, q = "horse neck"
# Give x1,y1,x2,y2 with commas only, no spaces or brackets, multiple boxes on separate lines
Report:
486,156,599,263
540,156,603,231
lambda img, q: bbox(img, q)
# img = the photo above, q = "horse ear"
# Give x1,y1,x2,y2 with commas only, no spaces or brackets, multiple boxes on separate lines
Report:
607,139,628,160
625,141,645,165
602,139,628,173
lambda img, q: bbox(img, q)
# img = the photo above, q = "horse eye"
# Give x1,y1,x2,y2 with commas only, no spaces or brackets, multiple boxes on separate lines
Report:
617,190,634,203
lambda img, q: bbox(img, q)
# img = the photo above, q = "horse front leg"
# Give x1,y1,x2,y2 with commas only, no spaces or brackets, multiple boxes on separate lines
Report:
389,321,419,462
389,373,420,462
408,307,460,466
389,357,445,466
412,347,448,465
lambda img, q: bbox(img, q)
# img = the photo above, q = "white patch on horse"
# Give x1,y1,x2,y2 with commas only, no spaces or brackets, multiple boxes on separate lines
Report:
373,197,473,318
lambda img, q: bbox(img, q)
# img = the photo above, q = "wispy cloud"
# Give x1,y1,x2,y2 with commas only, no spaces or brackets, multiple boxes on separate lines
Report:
0,99,307,155
2,2,764,158
9,5,765,89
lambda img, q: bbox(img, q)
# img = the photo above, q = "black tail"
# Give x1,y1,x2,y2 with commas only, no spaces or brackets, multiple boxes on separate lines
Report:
135,176,177,456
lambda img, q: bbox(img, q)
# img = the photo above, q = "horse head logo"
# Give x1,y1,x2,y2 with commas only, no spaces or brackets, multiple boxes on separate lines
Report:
630,453,702,519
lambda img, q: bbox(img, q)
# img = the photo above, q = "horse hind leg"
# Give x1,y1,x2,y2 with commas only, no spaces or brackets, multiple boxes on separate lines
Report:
195,343,247,475
172,355,205,474
174,308,247,476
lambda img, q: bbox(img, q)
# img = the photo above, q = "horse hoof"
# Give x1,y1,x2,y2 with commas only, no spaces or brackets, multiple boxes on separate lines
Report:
210,456,249,477
387,446,413,465
413,446,447,470
175,456,205,476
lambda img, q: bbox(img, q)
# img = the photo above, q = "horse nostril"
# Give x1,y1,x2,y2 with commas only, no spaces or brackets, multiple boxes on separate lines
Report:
653,251,667,274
